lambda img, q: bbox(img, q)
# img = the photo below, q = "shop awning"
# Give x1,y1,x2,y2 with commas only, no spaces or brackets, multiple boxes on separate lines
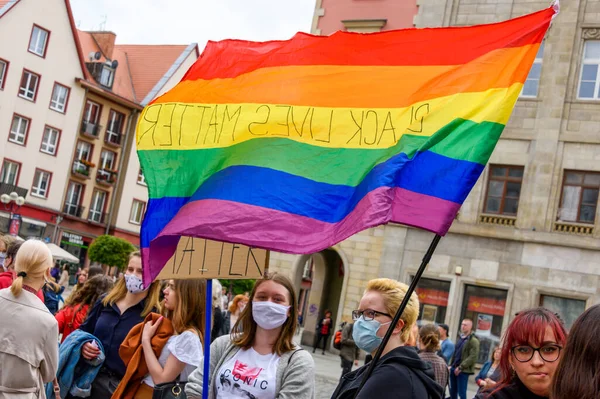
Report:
46,243,80,264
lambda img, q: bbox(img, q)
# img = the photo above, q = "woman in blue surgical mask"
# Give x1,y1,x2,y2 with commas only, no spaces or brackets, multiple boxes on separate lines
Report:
79,251,162,399
186,272,315,399
332,278,444,399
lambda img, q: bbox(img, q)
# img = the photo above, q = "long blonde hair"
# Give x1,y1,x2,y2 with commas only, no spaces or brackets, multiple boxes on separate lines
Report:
163,279,206,345
102,252,161,317
11,239,53,297
232,273,298,356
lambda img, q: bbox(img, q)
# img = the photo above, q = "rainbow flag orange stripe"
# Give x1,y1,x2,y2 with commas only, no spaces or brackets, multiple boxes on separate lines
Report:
137,6,556,284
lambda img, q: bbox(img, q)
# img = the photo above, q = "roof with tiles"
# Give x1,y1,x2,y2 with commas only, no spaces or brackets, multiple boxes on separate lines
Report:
78,30,137,103
78,30,196,106
116,44,191,104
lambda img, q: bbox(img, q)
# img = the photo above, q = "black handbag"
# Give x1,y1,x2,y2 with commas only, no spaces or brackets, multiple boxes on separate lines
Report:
152,379,187,399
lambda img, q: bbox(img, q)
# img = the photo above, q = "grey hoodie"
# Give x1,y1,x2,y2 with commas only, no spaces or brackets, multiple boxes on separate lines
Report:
185,335,315,399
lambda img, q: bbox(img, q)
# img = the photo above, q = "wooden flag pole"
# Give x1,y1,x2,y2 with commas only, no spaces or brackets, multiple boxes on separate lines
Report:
352,234,442,399
203,279,213,399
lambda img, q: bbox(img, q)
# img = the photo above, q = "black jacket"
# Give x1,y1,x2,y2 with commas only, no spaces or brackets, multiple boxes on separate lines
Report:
332,345,444,399
475,378,547,399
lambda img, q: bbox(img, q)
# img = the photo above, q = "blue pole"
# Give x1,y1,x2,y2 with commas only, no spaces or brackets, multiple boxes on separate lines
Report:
203,279,212,399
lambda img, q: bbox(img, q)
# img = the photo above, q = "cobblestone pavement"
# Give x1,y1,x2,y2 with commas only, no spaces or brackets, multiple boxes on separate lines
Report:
309,348,479,399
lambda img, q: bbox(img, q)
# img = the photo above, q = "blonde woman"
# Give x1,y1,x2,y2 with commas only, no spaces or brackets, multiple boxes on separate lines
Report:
0,239,58,396
332,278,444,399
186,273,315,399
79,251,161,399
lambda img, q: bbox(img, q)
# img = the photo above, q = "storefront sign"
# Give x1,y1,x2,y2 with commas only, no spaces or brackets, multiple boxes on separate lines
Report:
416,288,449,307
476,314,493,336
467,296,506,316
422,304,438,323
62,232,84,246
9,214,21,236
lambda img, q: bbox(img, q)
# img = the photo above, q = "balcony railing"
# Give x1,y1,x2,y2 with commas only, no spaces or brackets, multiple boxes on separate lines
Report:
88,211,107,224
80,121,101,139
63,203,85,218
104,130,123,147
96,169,117,186
479,214,517,227
554,221,594,236
0,183,28,198
71,160,92,179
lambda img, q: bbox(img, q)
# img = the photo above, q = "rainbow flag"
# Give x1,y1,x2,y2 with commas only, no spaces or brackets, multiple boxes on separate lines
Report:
137,6,556,284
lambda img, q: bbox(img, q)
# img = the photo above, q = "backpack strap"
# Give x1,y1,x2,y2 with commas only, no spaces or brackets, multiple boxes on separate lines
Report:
287,348,304,365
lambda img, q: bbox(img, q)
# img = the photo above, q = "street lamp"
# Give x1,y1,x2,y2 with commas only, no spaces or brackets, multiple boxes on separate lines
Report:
1,191,26,237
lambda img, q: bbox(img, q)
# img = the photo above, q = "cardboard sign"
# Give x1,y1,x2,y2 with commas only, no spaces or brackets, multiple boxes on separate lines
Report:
157,236,268,280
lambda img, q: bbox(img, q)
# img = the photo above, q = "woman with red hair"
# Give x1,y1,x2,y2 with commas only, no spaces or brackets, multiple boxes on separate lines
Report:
477,307,567,399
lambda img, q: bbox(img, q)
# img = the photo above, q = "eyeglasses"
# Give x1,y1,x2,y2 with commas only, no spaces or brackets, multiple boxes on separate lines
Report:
352,309,392,321
511,344,562,363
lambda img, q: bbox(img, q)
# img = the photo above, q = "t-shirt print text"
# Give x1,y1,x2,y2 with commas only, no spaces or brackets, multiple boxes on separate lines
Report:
218,360,267,398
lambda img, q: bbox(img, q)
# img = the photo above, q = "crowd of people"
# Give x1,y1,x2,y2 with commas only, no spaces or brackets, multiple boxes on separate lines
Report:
0,235,599,399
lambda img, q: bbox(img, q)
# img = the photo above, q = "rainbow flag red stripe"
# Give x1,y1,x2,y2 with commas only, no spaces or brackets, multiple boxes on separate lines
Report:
137,6,556,284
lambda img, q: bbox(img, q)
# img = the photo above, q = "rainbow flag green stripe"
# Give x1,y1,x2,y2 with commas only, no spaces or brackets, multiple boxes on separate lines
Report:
139,118,504,198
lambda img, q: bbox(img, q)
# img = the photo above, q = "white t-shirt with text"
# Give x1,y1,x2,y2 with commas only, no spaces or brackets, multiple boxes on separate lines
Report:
142,331,203,387
215,347,280,399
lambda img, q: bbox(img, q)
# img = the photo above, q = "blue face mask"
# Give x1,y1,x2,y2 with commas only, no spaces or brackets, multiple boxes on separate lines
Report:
352,317,391,353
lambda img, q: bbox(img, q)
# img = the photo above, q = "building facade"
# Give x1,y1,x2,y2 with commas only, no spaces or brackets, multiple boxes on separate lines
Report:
0,0,87,242
112,43,198,244
0,0,198,267
56,29,142,266
269,0,600,359
311,0,418,35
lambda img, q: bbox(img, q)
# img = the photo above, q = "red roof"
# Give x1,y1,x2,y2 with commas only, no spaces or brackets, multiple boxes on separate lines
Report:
77,30,195,105
116,44,190,103
0,0,13,9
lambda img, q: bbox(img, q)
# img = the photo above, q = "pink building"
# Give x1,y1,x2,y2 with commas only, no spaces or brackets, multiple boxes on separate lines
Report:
311,0,418,35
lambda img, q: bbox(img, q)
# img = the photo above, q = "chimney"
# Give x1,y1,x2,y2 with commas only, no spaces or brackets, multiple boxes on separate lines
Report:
91,31,116,59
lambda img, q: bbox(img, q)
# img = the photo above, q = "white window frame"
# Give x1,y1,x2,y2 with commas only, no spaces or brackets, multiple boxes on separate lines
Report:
129,200,146,224
40,126,60,155
106,110,124,143
9,115,29,145
0,60,7,89
65,182,83,215
520,42,545,98
89,190,107,223
19,70,39,101
50,83,69,113
1,160,20,185
75,141,92,161
31,169,51,198
84,100,101,124
100,150,116,170
100,66,114,87
137,169,146,186
578,40,600,100
28,26,49,57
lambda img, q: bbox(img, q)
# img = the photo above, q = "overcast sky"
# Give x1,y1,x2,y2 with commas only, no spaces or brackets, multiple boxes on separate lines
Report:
70,0,317,49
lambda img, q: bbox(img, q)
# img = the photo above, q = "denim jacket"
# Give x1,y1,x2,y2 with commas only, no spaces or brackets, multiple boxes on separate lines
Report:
45,330,105,398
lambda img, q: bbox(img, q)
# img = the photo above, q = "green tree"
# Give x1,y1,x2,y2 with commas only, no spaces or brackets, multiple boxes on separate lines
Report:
88,235,135,271
220,279,256,296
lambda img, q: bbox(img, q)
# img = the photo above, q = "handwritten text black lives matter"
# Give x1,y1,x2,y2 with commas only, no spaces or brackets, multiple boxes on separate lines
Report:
137,102,431,148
